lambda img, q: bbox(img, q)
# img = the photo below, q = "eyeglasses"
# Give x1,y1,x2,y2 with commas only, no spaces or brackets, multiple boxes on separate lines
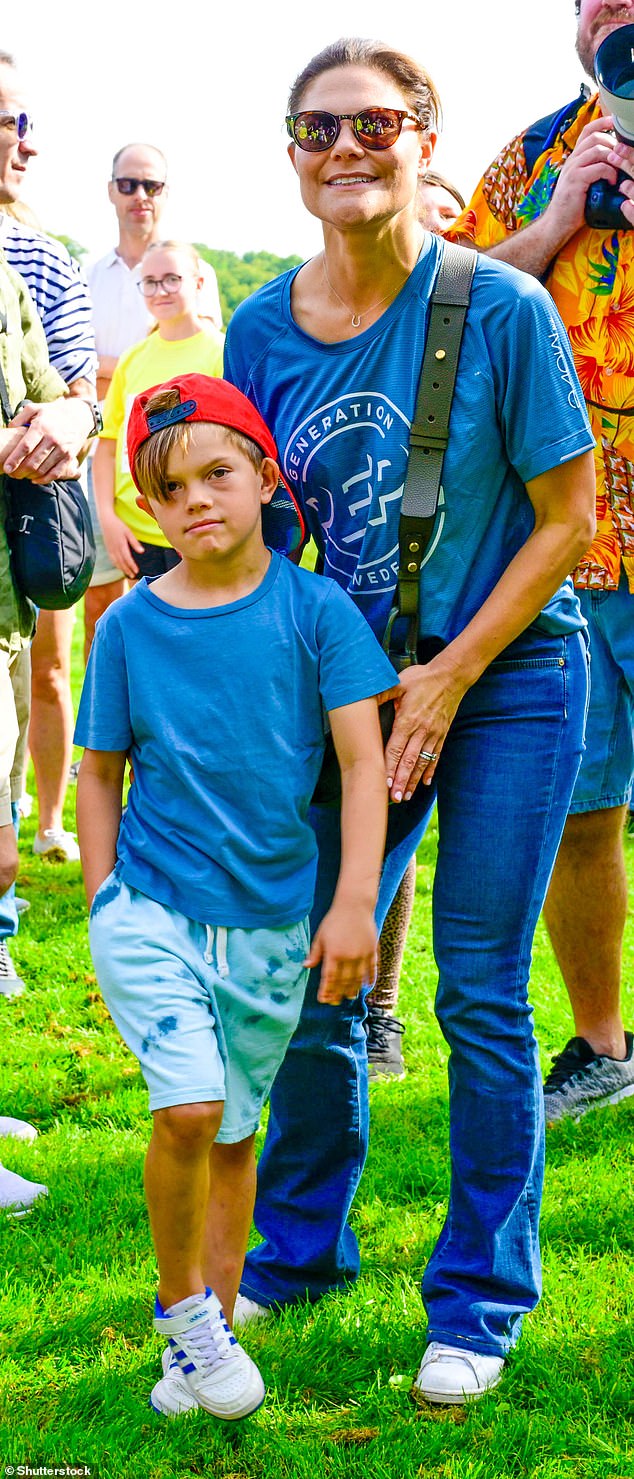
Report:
138,273,184,298
285,107,421,153
0,111,34,141
113,177,166,197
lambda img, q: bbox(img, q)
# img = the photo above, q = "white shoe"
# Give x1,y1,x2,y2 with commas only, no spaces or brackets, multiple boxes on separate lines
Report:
414,1342,505,1405
33,828,80,863
0,940,24,997
158,1346,201,1414
151,1287,265,1420
157,1292,271,1414
18,792,33,819
0,1164,48,1216
0,1117,37,1141
233,1293,272,1327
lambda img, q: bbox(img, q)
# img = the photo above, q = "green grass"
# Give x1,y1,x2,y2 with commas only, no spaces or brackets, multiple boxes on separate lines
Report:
1,610,633,1478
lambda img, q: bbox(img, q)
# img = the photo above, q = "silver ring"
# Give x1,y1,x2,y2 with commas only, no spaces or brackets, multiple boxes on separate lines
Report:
419,749,438,763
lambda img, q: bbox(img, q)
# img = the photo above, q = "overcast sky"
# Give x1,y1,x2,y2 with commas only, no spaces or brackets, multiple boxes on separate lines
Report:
6,1,584,261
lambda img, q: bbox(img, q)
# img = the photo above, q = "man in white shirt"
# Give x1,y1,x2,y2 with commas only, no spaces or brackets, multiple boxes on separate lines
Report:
84,142,222,653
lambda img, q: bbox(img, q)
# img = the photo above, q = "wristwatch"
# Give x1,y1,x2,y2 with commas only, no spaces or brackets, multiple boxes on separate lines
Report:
83,399,103,438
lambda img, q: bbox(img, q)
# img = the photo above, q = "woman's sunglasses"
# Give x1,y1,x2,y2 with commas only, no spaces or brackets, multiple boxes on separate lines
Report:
113,177,166,197
285,107,421,153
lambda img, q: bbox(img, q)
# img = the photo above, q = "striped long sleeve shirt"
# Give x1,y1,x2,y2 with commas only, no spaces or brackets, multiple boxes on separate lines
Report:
0,215,97,388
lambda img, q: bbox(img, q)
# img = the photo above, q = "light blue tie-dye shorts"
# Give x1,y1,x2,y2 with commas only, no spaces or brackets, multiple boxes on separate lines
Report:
88,872,310,1143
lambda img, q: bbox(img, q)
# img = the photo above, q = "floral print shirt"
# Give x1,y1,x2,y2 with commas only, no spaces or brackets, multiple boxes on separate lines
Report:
450,93,634,591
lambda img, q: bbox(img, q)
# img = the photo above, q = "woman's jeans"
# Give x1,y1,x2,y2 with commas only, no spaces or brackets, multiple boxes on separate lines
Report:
241,628,589,1355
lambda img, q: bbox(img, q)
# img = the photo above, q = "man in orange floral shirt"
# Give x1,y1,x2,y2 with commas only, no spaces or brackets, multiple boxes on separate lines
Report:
451,0,634,1121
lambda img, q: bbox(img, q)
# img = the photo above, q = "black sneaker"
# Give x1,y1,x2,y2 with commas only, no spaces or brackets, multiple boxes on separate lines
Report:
544,1033,634,1123
364,1004,406,1081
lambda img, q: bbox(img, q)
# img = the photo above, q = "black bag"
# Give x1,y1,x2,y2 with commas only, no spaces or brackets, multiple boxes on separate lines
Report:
5,474,96,610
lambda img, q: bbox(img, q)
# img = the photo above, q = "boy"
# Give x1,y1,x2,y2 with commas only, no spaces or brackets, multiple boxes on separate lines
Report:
75,373,398,1421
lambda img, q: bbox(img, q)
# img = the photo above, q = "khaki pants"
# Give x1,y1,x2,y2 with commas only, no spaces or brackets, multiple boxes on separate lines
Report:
0,644,30,827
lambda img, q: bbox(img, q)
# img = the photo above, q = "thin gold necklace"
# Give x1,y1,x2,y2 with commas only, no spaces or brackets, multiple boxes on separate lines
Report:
321,255,403,328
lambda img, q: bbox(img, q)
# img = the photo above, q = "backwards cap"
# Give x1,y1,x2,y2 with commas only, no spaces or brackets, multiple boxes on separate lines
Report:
127,373,305,557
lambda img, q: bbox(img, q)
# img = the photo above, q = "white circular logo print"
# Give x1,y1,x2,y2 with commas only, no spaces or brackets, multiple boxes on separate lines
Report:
283,391,411,599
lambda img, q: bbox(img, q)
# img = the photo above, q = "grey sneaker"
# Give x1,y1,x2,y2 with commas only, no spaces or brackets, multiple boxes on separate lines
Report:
0,1163,48,1216
0,1118,37,1141
365,1004,406,1080
0,940,24,997
544,1033,634,1123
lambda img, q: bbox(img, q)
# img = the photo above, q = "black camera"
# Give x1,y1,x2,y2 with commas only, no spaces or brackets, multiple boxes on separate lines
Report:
585,176,631,230
585,23,634,230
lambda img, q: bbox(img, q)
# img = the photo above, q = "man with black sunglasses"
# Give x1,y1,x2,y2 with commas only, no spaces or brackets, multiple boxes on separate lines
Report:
83,142,222,658
89,143,222,405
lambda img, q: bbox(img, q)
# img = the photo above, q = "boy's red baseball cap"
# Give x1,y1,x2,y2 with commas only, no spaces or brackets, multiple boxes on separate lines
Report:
126,373,305,557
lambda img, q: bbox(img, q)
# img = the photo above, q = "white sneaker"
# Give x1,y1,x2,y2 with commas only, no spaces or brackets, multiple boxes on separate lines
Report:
233,1293,272,1327
0,1164,48,1216
0,940,24,997
413,1342,505,1405
151,1287,265,1420
158,1344,201,1414
0,1117,37,1141
33,828,80,863
157,1292,271,1414
18,792,33,819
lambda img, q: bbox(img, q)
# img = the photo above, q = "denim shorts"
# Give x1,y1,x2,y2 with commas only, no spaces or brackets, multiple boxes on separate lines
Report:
88,873,310,1142
572,574,634,812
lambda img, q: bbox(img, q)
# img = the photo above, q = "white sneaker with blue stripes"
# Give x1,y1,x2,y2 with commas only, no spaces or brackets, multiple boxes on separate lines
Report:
151,1287,265,1420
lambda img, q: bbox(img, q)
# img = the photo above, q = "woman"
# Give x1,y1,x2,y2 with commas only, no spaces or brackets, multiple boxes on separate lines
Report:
93,241,224,581
223,39,596,1404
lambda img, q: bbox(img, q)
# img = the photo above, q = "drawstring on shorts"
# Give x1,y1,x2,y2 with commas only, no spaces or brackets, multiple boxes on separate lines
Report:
204,925,229,976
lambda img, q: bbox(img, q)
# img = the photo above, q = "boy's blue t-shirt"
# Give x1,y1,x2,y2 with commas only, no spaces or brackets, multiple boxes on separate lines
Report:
75,554,396,929
224,236,595,645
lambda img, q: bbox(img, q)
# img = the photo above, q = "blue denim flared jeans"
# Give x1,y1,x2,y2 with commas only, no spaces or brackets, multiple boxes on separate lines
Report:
241,627,589,1355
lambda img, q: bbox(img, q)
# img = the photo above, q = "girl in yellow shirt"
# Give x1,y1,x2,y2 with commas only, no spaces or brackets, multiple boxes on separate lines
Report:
93,241,224,580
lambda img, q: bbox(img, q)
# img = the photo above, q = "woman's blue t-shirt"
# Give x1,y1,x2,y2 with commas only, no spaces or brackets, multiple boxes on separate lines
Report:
224,235,595,645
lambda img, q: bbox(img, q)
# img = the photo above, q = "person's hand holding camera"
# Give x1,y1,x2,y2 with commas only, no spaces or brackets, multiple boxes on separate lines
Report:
548,115,634,243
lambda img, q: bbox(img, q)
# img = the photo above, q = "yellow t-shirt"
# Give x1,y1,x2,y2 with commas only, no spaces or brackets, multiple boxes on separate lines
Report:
101,327,224,545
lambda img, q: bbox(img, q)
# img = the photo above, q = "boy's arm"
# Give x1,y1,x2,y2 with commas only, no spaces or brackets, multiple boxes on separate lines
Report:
306,696,389,1006
76,748,127,907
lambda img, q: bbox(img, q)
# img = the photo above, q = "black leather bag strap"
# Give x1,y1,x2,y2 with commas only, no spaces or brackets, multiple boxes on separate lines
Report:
384,241,476,666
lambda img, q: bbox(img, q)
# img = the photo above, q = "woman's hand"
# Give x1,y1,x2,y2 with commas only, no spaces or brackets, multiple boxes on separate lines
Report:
384,657,469,800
